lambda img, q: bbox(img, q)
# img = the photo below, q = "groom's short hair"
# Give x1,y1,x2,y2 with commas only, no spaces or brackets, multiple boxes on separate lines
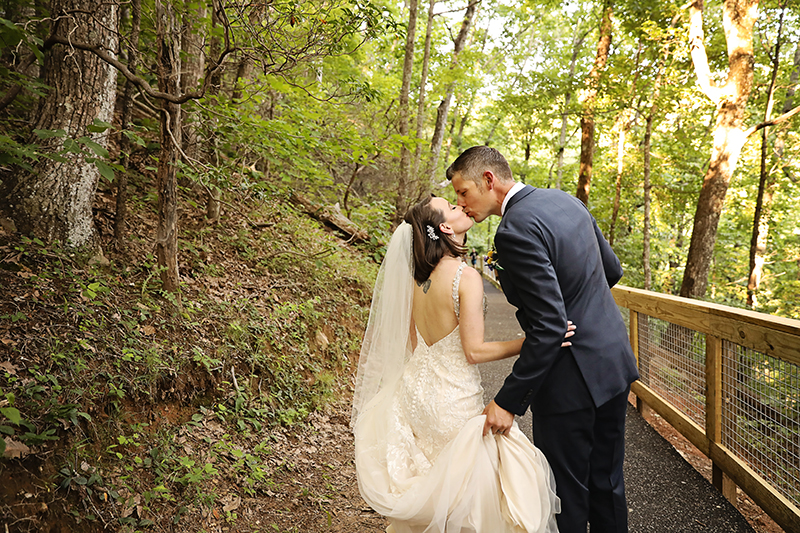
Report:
446,146,513,184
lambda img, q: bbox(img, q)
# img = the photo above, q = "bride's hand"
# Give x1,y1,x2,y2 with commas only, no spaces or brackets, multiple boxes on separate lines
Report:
561,320,576,347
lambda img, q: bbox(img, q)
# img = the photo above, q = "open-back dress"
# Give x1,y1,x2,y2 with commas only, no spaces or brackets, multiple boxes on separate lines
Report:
354,262,560,533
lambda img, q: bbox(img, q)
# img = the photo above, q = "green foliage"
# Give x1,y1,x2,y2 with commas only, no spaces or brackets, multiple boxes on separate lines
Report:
0,196,375,525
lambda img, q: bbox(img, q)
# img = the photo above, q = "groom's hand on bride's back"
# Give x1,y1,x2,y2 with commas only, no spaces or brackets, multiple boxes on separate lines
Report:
482,400,514,436
562,320,576,347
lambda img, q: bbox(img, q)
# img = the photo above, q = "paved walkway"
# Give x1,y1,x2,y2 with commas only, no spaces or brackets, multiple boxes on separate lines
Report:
479,278,755,532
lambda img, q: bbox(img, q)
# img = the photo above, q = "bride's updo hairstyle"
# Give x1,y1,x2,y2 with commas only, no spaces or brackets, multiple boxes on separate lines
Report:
404,196,466,284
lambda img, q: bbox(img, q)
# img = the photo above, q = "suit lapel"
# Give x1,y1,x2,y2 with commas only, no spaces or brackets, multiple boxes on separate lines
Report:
495,185,535,297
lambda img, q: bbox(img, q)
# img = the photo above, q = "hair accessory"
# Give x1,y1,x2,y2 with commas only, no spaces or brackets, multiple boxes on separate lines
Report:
426,225,439,241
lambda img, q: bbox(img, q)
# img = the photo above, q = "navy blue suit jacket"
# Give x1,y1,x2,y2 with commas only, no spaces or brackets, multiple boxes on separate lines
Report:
493,186,639,416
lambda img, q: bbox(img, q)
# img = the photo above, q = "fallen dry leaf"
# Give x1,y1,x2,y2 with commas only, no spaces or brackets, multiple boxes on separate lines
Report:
3,437,30,459
0,361,19,374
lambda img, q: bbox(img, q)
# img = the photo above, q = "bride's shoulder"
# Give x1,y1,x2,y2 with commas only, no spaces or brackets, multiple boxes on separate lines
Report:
458,265,483,288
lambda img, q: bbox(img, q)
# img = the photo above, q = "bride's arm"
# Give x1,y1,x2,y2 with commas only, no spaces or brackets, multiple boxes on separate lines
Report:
458,268,524,364
459,267,575,364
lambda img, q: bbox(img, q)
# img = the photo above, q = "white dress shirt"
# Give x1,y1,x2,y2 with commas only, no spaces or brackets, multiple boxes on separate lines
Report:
501,182,526,216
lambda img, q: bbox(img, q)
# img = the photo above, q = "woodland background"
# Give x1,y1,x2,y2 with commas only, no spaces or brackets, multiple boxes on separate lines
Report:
0,0,798,531
1,0,799,313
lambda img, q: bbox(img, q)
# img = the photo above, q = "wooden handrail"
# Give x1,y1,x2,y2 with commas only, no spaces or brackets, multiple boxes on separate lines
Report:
612,285,800,533
613,285,800,366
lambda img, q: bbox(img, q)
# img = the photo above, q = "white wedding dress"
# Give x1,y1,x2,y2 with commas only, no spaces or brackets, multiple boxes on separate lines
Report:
354,263,560,533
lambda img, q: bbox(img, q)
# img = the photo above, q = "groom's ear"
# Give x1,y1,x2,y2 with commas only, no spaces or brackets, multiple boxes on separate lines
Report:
484,171,495,190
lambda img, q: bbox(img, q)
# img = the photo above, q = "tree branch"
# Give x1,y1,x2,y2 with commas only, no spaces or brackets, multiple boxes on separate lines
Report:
688,0,723,103
0,54,37,112
43,33,237,105
744,103,800,137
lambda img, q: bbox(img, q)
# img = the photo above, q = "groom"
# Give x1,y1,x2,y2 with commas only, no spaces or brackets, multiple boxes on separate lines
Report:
447,146,639,533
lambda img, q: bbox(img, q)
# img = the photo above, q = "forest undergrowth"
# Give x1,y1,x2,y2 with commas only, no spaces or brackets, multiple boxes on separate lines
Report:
0,170,384,532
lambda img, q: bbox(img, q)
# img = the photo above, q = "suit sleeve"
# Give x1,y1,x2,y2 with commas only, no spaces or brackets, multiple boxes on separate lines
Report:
493,226,569,416
592,214,623,288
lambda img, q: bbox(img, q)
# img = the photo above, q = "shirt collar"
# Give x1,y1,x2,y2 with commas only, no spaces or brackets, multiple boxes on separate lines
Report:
501,182,525,216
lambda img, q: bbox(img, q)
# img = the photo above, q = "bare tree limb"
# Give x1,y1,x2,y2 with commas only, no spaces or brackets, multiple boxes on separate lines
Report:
43,33,236,105
744,103,800,137
688,0,724,103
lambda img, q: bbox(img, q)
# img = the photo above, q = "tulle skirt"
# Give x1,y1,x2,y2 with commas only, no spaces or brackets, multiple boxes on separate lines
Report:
355,409,560,533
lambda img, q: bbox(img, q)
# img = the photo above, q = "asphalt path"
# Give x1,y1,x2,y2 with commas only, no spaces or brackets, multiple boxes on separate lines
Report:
478,277,756,532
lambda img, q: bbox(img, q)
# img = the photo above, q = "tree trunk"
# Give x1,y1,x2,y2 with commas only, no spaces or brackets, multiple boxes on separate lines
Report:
608,116,627,246
203,2,225,221
608,41,643,245
115,0,142,245
155,0,182,300
395,0,418,222
747,9,788,308
411,0,436,185
426,0,477,183
642,113,653,291
680,0,758,299
575,0,612,206
180,0,207,162
6,0,118,252
556,26,589,191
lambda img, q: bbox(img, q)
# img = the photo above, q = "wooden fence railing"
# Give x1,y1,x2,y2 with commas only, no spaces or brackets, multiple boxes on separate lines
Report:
612,286,800,532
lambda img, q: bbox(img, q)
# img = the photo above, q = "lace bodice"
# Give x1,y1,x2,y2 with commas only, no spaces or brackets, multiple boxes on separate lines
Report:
386,262,484,481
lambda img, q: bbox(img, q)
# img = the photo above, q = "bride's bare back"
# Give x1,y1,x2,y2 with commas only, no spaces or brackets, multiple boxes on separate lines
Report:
411,256,463,347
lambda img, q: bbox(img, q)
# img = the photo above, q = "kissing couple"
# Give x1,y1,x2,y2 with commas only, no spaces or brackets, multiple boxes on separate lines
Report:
352,146,639,533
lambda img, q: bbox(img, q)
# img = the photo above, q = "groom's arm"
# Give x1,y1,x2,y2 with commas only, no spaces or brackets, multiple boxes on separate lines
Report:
493,225,568,416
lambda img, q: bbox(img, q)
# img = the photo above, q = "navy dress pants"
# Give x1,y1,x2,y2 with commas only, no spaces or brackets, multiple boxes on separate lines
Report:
533,387,630,533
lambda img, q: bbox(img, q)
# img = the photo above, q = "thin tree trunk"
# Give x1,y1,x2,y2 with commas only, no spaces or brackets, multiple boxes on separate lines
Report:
180,0,207,162
748,8,787,308
442,103,459,170
426,0,477,183
395,0,419,222
576,0,613,206
776,41,800,179
608,117,627,246
115,0,142,245
7,0,118,253
643,113,654,291
204,2,224,221
556,26,590,191
155,0,182,300
680,0,758,299
411,0,436,183
609,41,643,246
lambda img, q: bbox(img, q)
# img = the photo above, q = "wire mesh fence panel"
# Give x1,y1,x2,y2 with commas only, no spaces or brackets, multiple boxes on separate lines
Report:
636,313,706,427
720,341,800,509
618,305,630,330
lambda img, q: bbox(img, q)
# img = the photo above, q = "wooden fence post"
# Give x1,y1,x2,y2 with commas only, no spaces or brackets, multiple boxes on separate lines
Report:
706,334,737,504
630,311,651,418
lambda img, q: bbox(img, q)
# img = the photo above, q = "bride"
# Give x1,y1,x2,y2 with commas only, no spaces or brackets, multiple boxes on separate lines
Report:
352,196,569,533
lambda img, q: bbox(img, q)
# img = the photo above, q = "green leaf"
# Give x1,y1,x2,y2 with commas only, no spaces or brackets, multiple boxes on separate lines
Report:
77,137,109,159
87,119,113,133
95,160,115,182
62,138,81,153
0,407,22,425
34,128,66,139
122,130,147,147
0,425,14,435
